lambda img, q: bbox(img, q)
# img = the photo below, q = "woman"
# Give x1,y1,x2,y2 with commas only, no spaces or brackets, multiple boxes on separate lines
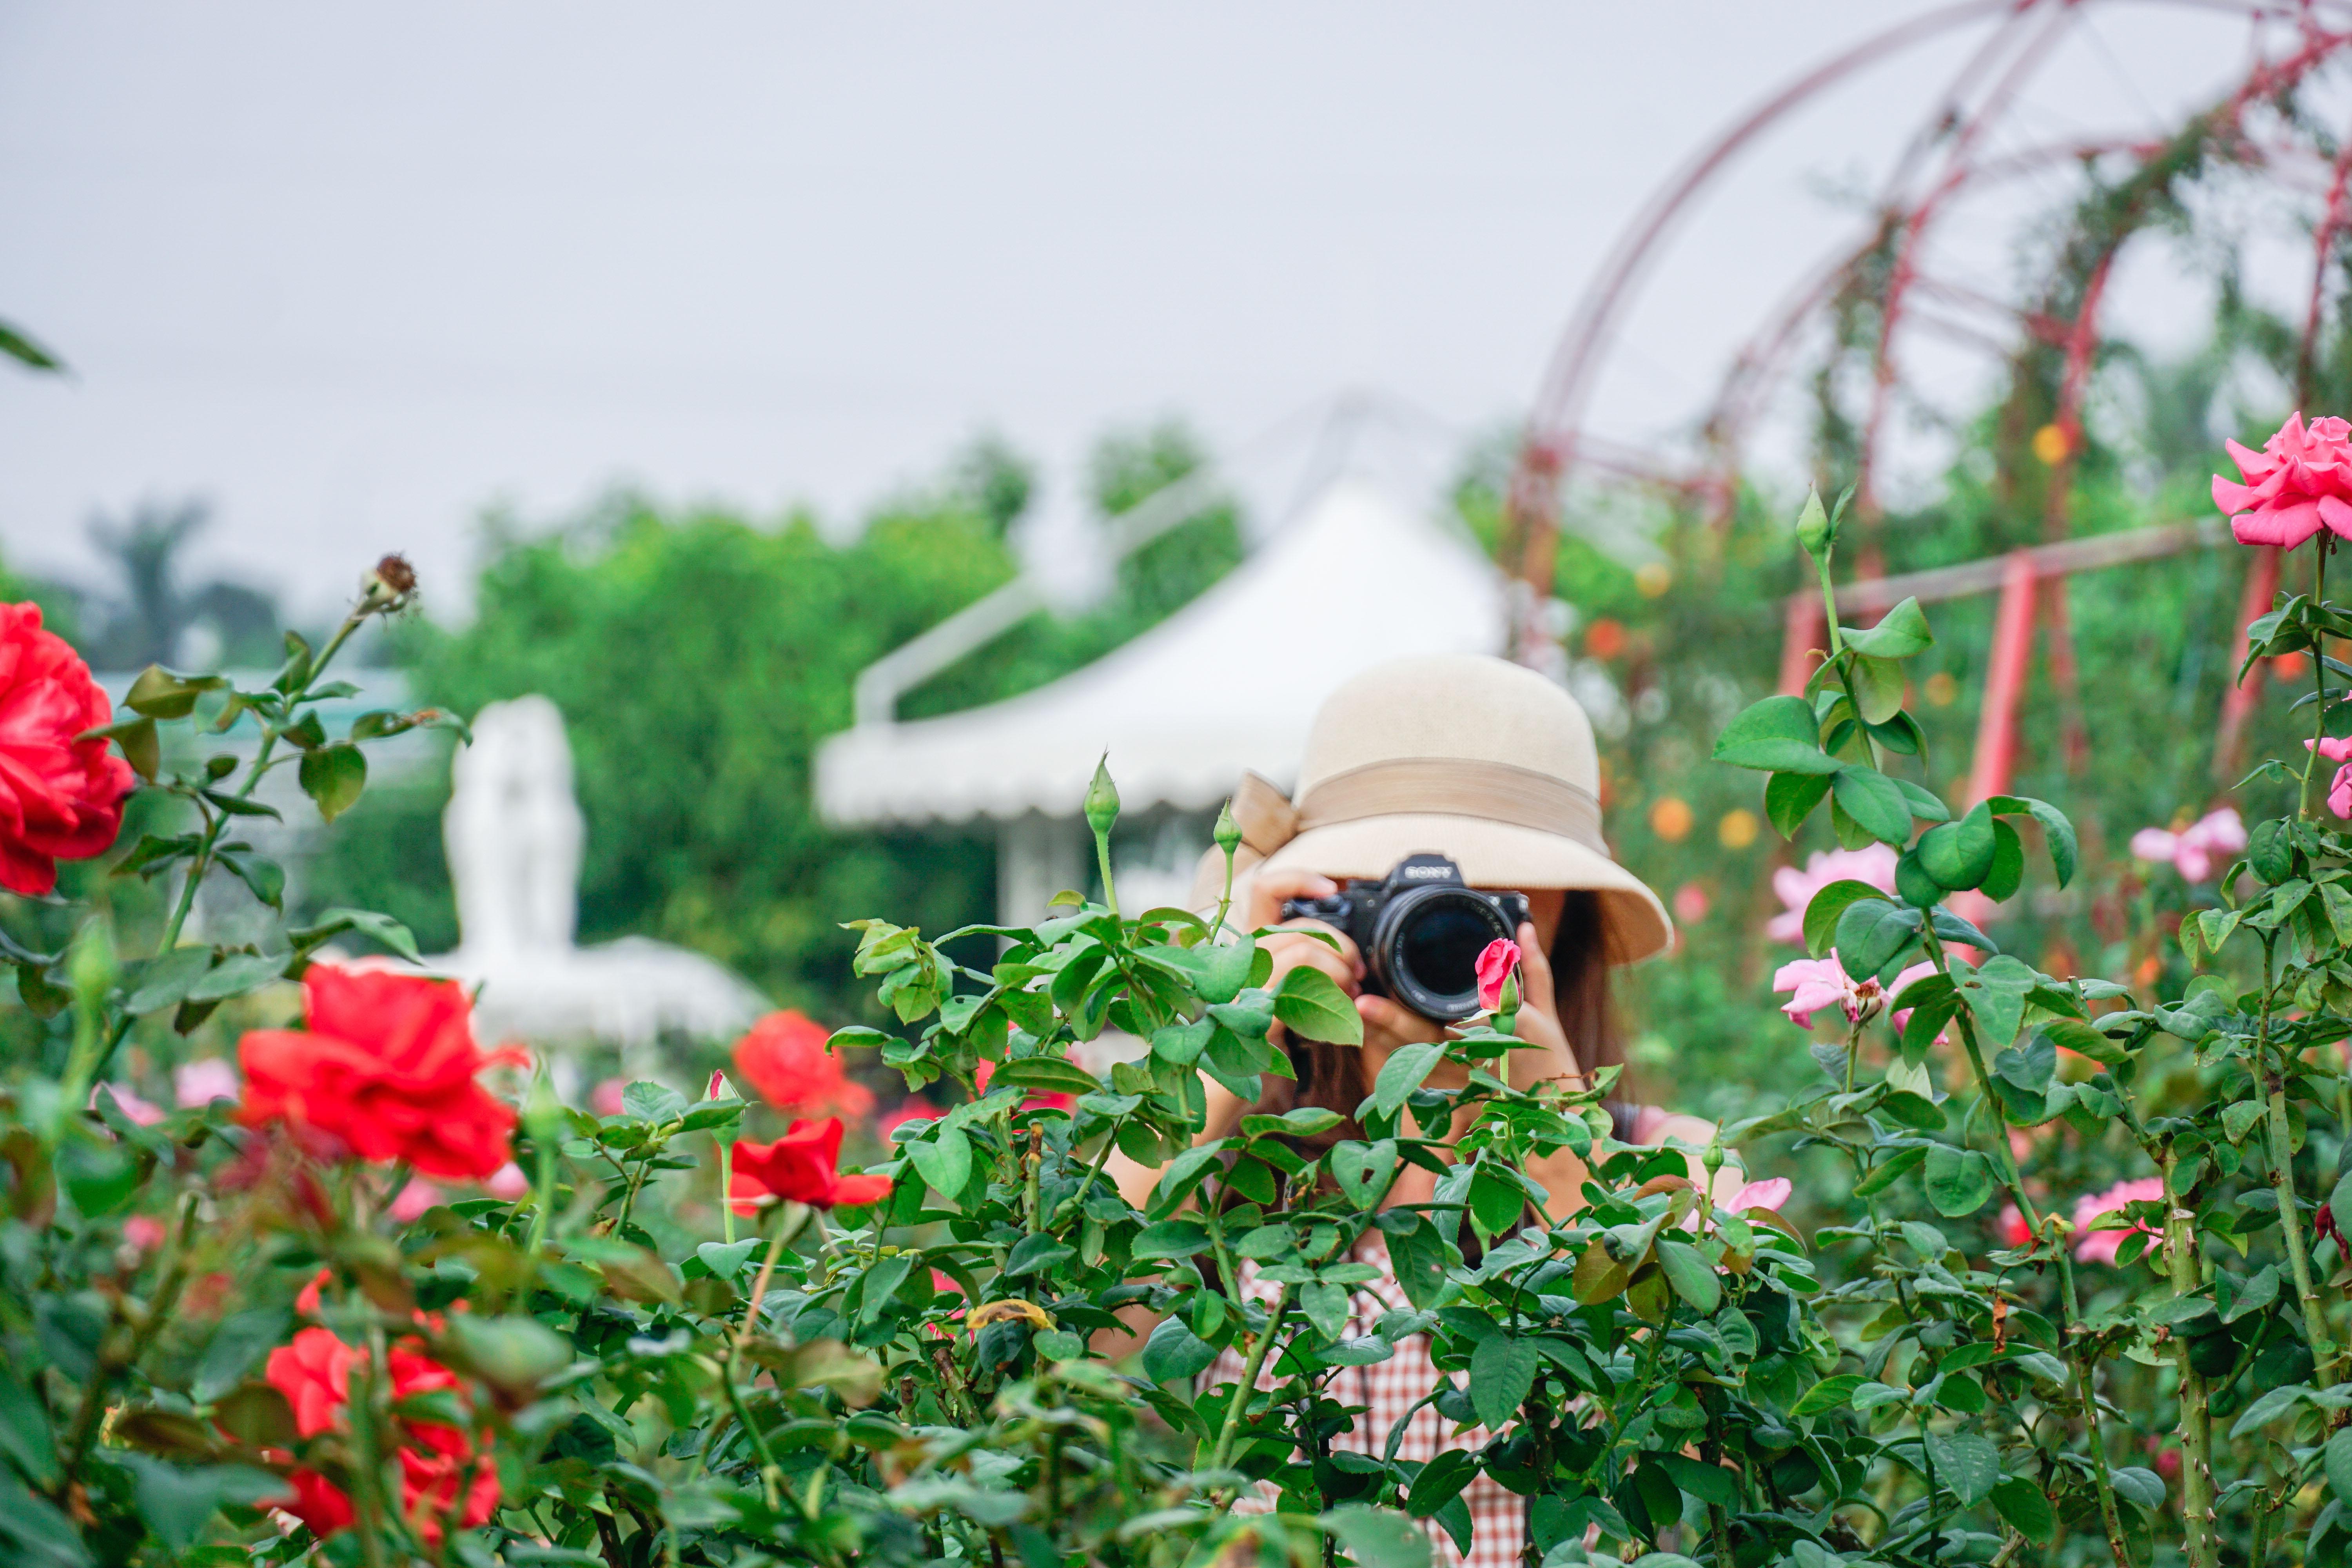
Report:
1102,653,1719,1568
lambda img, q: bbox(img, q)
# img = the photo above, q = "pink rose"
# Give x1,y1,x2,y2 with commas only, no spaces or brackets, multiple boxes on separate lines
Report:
174,1057,240,1107
2213,412,2352,548
389,1179,444,1223
484,1161,531,1200
1766,846,1898,945
1475,938,1523,1011
591,1078,629,1117
2134,807,2251,879
94,1083,164,1125
1724,1177,1790,1213
2072,1176,2166,1265
123,1215,168,1252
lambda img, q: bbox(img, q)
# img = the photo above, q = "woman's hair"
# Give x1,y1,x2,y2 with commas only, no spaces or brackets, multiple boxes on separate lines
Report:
1264,889,1625,1150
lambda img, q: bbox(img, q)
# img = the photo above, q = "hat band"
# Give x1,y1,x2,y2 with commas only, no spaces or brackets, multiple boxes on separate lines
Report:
1235,759,1607,858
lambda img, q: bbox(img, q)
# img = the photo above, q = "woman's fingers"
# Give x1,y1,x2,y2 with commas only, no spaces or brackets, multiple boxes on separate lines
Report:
1243,868,1340,931
1358,993,1445,1053
1265,926,1361,992
1515,920,1557,1016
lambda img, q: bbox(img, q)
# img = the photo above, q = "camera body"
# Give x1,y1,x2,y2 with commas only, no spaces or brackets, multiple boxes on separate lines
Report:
1279,853,1529,1023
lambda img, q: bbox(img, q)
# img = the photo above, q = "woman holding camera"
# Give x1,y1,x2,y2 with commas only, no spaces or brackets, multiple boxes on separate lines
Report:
1100,652,1719,1568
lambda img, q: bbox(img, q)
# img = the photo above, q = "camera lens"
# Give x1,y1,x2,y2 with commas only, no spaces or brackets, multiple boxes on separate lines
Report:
1373,888,1513,1022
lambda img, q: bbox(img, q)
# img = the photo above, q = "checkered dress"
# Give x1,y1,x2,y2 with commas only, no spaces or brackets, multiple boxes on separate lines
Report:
1201,1234,1524,1568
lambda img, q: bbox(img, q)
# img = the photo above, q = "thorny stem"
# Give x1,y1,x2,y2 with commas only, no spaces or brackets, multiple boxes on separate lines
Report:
54,1193,200,1494
2158,1144,2218,1568
1208,1282,1292,1496
1926,930,2131,1568
2256,937,2336,1382
98,590,395,1086
2303,537,2334,821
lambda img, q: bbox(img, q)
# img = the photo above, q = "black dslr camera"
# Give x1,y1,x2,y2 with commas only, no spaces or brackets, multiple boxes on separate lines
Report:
1279,854,1529,1023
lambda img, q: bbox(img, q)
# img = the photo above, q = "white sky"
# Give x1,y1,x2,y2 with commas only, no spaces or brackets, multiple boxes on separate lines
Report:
0,2,2311,624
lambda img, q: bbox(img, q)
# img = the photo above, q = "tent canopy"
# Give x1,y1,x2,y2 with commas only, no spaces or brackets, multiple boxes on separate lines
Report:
816,478,1504,826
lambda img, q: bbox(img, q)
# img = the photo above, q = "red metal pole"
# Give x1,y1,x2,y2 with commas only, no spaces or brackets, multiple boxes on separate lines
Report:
1778,595,1826,696
1966,551,2039,806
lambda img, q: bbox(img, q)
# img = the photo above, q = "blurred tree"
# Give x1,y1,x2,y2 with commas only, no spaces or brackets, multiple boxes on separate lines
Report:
77,499,280,671
303,423,1243,1023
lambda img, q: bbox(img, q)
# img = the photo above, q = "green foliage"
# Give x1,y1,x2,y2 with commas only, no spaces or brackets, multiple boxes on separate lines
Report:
316,426,1241,1023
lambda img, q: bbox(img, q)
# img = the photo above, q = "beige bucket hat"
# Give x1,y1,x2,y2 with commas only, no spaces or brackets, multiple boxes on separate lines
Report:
1191,653,1673,965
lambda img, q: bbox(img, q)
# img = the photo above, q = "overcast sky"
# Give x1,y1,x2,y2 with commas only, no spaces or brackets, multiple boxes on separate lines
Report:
0,2,2299,624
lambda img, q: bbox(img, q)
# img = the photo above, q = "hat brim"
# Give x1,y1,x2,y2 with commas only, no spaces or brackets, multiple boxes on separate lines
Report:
1235,813,1674,966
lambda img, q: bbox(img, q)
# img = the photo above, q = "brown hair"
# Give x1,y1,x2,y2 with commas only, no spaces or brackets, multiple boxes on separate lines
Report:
1260,889,1625,1148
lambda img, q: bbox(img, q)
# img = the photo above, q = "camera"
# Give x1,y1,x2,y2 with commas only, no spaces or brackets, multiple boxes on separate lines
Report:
1279,854,1529,1023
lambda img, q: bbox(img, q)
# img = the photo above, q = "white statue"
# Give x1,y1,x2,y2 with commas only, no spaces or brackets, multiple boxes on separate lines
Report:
446,696,583,956
420,695,768,1091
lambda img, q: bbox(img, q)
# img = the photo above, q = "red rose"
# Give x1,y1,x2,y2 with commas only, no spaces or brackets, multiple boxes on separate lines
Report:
731,1010,874,1120
266,1327,359,1439
0,602,134,895
261,1328,498,1543
730,1117,892,1213
239,965,524,1180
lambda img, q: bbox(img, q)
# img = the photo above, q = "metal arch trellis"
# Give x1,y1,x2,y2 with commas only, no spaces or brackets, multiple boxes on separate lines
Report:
1503,0,2352,800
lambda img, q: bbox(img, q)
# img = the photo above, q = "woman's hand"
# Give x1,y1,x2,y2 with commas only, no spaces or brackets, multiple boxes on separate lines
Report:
1245,867,1363,1007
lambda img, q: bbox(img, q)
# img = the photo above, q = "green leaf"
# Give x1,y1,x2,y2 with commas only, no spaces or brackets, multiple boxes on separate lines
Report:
1242,1107,1346,1140
2229,1383,2313,1438
79,715,158,782
1892,776,1951,823
996,1056,1100,1096
1274,963,1363,1045
695,1240,757,1278
1003,1233,1074,1278
621,1082,687,1122
1468,1334,1538,1428
115,1456,283,1552
217,851,285,911
126,947,214,1015
1151,1017,1214,1066
1653,1238,1720,1314
1953,954,2036,1045
1330,1140,1401,1209
1764,771,1833,839
0,318,64,372
1989,1477,2056,1545
1922,1145,1996,1216
1385,1215,1450,1310
1983,794,2078,887
1834,898,1922,978
1319,1506,1432,1568
1916,802,1997,890
1405,1449,1480,1516
1841,596,1933,659
123,665,228,721
1657,1453,1740,1509
1712,696,1839,775
2109,1466,2165,1513
298,742,367,822
1141,934,1256,1005
1141,1316,1216,1385
1791,1373,1863,1417
2326,1427,2352,1504
1924,1430,2000,1506
1849,653,1906,723
1372,1041,1446,1119
186,952,284,1003
1803,879,1891,959
1130,1220,1211,1261
1831,766,1912,846
910,1128,973,1196
291,907,421,962
1980,820,2025,902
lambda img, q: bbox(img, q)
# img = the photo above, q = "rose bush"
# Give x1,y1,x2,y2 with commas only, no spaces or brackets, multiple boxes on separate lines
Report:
20,457,2352,1568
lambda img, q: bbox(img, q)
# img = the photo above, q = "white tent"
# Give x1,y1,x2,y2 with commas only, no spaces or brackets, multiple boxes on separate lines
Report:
815,476,1506,920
